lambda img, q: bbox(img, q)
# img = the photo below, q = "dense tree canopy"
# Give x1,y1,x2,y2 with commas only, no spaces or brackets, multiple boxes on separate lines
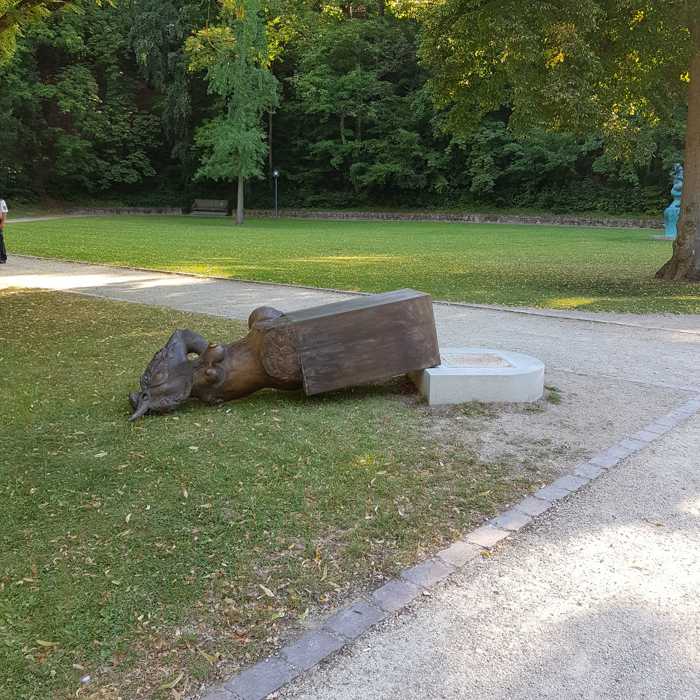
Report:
0,0,690,233
422,0,700,278
0,0,71,62
0,0,160,195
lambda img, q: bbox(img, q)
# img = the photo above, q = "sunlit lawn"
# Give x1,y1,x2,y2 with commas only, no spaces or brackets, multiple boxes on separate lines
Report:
9,215,699,313
0,289,534,698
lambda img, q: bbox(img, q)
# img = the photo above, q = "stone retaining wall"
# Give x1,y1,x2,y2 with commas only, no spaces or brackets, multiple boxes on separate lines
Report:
66,206,183,216
63,206,663,229
247,209,663,230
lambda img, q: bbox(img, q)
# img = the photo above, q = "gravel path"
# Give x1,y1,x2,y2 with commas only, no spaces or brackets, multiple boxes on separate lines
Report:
0,255,353,314
9,215,88,223
282,414,700,700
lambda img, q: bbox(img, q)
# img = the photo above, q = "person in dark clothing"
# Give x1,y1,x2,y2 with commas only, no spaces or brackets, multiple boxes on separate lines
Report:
0,198,7,263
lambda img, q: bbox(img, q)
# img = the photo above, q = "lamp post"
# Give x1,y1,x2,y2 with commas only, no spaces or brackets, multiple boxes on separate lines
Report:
272,169,280,217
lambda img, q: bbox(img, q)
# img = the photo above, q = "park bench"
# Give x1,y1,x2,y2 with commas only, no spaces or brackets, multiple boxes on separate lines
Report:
190,199,229,217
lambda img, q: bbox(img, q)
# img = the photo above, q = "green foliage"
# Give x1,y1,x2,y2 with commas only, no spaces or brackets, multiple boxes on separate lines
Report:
0,0,71,63
0,0,160,196
455,119,682,214
0,0,690,213
128,0,209,166
281,16,456,204
189,0,279,189
421,0,696,159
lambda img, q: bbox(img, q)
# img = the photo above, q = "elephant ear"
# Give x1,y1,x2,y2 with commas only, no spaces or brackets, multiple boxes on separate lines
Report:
260,325,302,384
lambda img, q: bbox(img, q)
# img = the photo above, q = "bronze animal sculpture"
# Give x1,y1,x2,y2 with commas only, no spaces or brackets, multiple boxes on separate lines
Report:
129,289,440,420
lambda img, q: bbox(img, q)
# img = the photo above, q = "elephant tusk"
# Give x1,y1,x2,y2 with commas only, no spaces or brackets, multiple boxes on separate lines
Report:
128,401,150,422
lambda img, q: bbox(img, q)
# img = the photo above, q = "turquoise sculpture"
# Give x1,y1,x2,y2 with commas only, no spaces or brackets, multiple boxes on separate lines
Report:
664,164,684,240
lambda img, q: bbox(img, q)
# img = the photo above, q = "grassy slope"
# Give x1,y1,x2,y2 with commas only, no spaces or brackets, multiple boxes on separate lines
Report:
0,290,531,699
8,216,699,314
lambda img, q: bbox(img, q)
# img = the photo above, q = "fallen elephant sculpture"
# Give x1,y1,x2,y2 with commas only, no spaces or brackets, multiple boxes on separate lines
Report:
129,289,440,420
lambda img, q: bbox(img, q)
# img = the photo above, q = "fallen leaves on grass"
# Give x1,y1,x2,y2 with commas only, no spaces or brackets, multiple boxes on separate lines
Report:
1,289,535,699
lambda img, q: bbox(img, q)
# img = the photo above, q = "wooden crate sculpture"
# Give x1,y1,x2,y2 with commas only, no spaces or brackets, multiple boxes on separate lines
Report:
280,289,439,395
128,289,440,420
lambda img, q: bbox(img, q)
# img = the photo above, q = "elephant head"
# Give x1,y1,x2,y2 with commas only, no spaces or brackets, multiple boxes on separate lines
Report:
129,329,208,421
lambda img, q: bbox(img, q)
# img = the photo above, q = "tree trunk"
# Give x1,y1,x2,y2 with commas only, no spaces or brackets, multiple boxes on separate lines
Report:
236,176,244,225
657,42,700,281
340,114,346,145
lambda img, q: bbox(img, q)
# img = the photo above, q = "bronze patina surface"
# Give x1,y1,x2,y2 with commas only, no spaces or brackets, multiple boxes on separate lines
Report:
129,289,439,420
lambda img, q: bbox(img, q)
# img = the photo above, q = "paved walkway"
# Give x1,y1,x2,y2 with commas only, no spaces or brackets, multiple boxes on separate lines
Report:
2,255,698,395
10,214,87,223
282,414,700,700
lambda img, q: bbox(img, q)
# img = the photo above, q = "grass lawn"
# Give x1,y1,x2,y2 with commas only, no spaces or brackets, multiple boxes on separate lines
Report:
0,289,536,699
9,216,699,314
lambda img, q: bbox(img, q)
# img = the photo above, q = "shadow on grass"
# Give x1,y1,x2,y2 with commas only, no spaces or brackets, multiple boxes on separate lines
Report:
166,377,418,422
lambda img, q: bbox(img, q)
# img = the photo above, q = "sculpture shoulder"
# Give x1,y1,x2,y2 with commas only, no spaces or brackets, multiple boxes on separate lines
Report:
248,306,285,328
250,310,303,385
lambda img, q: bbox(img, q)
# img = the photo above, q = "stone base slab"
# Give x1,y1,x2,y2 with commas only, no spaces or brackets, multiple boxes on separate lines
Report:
410,347,545,405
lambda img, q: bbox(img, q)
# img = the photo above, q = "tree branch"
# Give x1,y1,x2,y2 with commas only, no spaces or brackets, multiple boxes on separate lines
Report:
0,0,71,34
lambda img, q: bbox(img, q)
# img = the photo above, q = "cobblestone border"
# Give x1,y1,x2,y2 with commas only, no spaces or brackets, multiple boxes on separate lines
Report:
198,395,700,700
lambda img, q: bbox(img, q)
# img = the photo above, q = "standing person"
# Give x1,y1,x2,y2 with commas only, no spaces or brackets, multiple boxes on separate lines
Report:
0,198,7,263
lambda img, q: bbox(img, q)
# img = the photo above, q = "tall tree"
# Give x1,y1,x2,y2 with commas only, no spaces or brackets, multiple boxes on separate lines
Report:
129,1,212,164
422,0,700,281
187,0,278,224
0,0,688,214
0,0,73,62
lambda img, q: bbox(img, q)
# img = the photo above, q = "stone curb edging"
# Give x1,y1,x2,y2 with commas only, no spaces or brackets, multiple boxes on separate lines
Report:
34,207,662,229
246,209,662,231
198,395,700,700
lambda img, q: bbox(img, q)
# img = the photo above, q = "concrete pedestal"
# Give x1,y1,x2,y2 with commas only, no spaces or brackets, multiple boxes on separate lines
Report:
410,347,544,406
